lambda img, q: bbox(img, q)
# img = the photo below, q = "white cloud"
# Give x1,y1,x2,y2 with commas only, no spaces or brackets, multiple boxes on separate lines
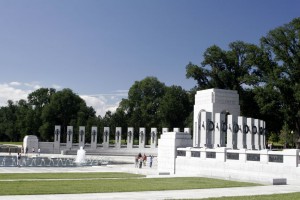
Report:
9,81,22,86
24,82,42,90
0,83,31,106
51,84,62,90
0,81,127,117
80,91,128,117
0,81,62,107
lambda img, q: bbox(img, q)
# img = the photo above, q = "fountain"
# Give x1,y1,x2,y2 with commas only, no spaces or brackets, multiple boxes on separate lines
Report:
0,146,113,167
75,146,86,165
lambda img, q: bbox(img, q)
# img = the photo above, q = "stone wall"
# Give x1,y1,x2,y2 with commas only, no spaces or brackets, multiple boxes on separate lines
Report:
174,147,300,184
157,131,192,175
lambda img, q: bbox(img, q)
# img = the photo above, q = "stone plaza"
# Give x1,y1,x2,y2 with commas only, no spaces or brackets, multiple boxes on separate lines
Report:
23,88,300,185
2,88,300,199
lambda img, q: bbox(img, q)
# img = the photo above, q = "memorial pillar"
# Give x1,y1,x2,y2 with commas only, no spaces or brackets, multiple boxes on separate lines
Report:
263,120,266,149
260,120,265,149
115,127,122,148
78,126,85,148
162,128,169,134
127,127,134,148
91,126,97,150
220,114,227,147
200,112,213,148
232,116,239,149
227,115,239,149
54,125,61,153
214,113,223,148
237,116,246,149
173,128,180,132
139,127,146,148
103,127,110,148
184,128,191,134
227,115,234,149
150,127,157,148
246,118,254,150
254,119,260,150
66,126,73,149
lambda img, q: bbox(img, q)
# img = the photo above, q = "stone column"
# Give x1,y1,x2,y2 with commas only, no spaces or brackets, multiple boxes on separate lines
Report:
207,113,214,148
157,132,192,175
214,113,224,148
254,119,260,150
200,112,213,148
115,127,122,148
246,118,254,150
150,127,157,148
173,128,180,132
220,114,227,147
199,112,206,148
162,128,169,133
184,128,190,134
227,115,239,149
259,120,264,149
66,126,73,149
194,115,200,147
91,126,97,150
54,125,61,153
237,116,246,149
231,115,239,149
262,120,266,149
78,126,85,148
139,127,146,148
103,127,110,148
127,127,134,148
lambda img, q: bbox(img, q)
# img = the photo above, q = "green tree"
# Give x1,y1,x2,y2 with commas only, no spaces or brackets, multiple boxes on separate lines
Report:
27,88,56,138
118,77,166,142
186,41,261,117
256,17,300,141
158,85,192,128
40,88,96,141
0,100,17,141
15,99,34,139
119,77,166,129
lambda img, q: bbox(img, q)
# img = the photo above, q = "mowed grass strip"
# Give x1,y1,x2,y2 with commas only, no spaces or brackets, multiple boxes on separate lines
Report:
0,172,144,180
0,177,260,195
201,192,300,200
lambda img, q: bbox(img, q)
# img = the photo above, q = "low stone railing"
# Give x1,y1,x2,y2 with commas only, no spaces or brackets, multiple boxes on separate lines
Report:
176,147,299,167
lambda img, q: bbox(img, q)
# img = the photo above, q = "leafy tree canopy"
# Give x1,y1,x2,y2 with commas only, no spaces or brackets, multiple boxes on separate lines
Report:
256,17,300,139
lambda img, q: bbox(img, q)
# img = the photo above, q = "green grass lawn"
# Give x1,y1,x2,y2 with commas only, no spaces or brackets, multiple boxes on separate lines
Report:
0,142,23,146
0,172,144,180
201,192,300,200
0,172,260,195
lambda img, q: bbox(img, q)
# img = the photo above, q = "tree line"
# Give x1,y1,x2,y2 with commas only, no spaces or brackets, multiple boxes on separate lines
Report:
0,82,192,143
0,17,299,146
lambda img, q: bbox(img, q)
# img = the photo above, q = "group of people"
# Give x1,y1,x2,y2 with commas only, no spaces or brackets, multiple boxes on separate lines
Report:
14,147,41,167
19,147,41,155
135,153,153,168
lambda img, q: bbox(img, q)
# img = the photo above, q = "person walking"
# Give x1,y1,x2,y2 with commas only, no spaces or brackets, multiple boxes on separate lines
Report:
17,153,21,167
149,155,153,168
139,156,143,168
143,154,147,166
135,155,139,168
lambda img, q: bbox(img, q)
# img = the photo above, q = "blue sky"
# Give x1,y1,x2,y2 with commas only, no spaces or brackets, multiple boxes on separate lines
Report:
0,0,299,116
